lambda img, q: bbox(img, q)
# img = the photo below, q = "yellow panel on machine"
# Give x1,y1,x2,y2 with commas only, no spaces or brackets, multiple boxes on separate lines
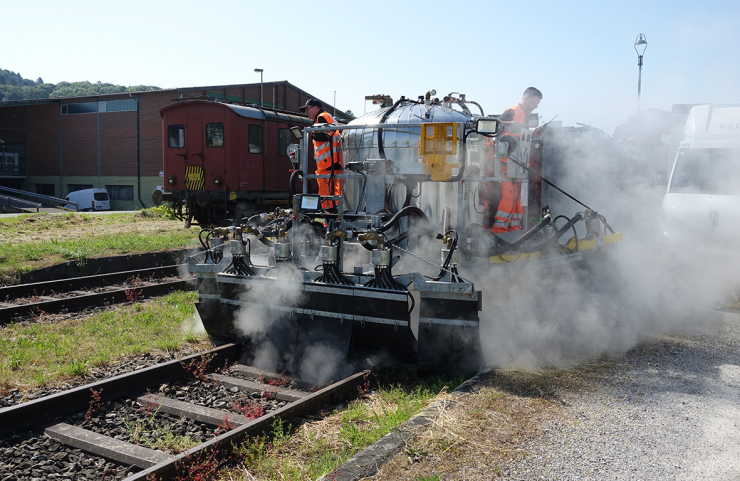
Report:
418,122,459,181
489,232,624,264
185,165,205,191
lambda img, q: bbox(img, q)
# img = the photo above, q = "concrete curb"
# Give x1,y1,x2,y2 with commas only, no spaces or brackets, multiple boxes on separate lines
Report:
319,369,495,481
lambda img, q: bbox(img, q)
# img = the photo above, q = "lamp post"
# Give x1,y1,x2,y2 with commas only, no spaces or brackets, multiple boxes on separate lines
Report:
254,68,263,106
634,34,647,111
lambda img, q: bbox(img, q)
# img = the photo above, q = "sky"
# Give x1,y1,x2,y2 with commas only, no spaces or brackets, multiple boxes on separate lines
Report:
4,0,739,133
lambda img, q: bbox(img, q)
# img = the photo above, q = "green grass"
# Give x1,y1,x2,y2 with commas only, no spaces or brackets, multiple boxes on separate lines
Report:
223,370,468,481
0,291,210,390
0,210,198,284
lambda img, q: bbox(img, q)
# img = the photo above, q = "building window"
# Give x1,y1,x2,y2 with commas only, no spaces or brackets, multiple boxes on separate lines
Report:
68,184,93,194
106,185,134,201
99,99,137,113
61,102,98,114
248,124,262,154
206,123,224,147
168,125,185,148
278,128,292,156
35,184,55,197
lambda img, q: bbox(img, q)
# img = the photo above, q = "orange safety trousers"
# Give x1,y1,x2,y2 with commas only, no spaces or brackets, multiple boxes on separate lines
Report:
492,177,523,234
317,171,343,210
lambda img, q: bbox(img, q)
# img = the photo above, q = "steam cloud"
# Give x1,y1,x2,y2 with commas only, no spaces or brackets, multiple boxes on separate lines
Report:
466,127,730,368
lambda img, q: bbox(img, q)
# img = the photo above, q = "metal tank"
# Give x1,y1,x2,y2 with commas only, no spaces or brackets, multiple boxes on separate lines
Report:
341,96,481,233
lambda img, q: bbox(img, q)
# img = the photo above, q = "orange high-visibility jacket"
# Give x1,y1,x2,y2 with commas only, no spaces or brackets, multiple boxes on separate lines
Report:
313,111,343,173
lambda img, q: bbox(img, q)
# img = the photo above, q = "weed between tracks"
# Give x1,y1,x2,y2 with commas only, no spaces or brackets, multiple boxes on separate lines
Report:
215,369,467,481
0,291,209,391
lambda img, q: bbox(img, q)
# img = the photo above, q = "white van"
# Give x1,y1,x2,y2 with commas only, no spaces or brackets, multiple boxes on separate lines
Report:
660,104,740,253
64,188,111,212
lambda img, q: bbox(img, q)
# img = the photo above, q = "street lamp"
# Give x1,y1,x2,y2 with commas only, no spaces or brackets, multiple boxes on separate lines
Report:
634,33,647,111
254,68,263,107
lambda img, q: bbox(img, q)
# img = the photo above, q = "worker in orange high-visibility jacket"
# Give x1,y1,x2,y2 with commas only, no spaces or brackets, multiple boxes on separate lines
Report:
491,87,543,234
299,99,344,211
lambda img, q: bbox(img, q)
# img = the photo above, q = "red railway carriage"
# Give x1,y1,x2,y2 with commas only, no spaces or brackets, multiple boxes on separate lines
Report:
153,99,314,225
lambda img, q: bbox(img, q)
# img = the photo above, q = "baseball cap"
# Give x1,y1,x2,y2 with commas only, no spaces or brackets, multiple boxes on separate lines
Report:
299,99,322,111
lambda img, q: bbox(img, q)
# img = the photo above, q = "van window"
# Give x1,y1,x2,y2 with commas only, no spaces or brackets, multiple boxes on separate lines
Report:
168,125,185,148
670,149,740,195
94,192,109,201
206,123,224,147
248,125,262,154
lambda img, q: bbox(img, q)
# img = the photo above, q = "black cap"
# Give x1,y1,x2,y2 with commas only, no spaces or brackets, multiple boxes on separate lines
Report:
298,99,322,111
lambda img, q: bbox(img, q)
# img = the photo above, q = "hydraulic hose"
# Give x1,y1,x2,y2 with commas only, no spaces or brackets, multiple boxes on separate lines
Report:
289,169,302,196
378,206,427,233
460,214,558,257
377,97,411,160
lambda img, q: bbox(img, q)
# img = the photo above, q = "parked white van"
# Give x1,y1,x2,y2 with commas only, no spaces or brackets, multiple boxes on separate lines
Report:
64,188,111,211
661,104,740,253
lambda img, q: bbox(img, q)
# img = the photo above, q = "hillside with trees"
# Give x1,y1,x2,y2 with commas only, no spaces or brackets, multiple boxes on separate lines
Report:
0,68,161,101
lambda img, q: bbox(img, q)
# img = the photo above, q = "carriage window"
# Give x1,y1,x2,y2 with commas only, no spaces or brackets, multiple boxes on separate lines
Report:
248,125,263,154
278,129,292,156
206,122,224,147
167,125,185,148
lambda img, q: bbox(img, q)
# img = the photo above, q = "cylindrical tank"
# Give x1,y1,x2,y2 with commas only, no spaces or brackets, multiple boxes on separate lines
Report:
342,101,471,165
341,98,484,240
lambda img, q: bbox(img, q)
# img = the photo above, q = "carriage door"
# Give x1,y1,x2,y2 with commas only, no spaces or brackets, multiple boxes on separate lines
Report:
185,118,205,191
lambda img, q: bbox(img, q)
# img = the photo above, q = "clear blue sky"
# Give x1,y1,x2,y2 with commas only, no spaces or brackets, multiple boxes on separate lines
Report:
5,0,739,133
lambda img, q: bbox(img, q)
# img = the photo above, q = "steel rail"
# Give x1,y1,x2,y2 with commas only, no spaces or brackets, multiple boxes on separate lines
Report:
0,279,194,322
0,264,186,299
0,339,369,481
128,369,369,481
0,343,241,435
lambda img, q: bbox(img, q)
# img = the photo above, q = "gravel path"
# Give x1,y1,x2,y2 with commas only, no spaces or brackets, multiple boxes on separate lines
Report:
502,309,740,480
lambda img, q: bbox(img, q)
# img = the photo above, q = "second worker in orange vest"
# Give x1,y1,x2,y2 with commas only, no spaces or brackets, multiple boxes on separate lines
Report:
491,87,542,234
299,99,344,211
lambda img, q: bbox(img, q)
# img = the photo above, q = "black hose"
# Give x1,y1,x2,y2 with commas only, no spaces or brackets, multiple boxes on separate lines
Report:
429,230,458,281
290,169,303,196
355,171,367,213
377,97,406,161
378,206,427,233
460,214,562,257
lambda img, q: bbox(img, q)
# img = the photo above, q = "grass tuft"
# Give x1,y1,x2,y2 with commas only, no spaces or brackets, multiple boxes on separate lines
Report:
0,291,210,389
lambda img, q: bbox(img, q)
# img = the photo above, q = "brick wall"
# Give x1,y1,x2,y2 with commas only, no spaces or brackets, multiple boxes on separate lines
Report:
0,105,25,144
100,109,137,176
139,90,176,177
26,104,60,176
61,110,98,177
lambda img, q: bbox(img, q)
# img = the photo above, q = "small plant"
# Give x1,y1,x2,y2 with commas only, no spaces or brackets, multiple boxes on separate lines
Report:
181,352,214,382
174,447,222,481
230,399,265,421
125,288,142,303
216,416,235,435
84,388,103,422
257,371,291,387
67,358,89,377
358,371,371,396
262,390,276,400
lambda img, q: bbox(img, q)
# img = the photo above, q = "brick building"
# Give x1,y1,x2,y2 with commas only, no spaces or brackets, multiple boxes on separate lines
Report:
0,81,349,210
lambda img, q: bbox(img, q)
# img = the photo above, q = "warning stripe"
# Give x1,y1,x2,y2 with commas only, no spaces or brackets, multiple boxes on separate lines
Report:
185,165,205,191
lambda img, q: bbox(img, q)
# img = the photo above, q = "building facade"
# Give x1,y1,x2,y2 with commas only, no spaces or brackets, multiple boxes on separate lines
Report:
0,81,348,210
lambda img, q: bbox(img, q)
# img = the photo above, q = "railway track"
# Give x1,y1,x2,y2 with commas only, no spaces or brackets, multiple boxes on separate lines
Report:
0,265,194,324
0,343,370,480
